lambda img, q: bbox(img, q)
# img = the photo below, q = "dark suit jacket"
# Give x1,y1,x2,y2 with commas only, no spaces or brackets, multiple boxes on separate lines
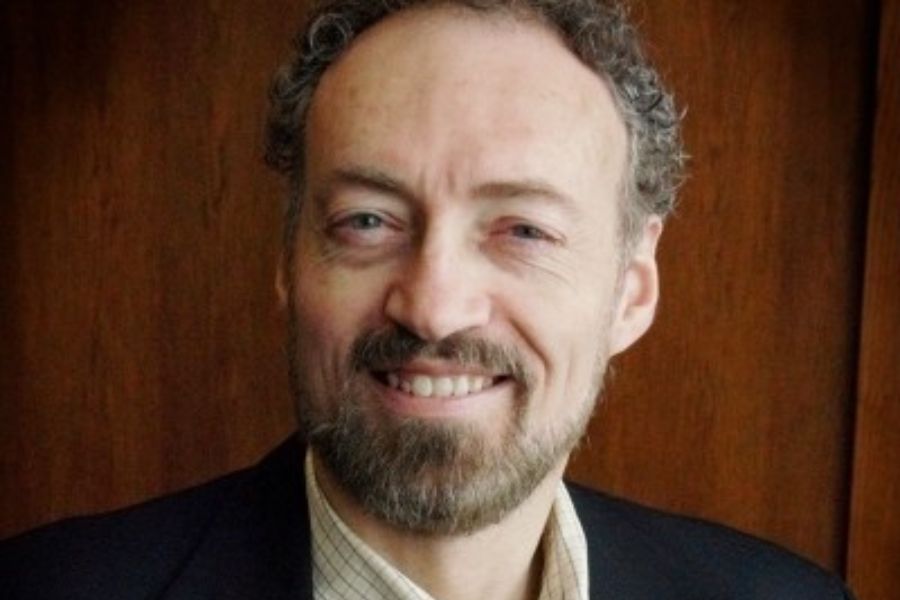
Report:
2,436,854,599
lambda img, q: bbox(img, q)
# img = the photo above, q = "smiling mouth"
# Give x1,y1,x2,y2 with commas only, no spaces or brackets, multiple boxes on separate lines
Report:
371,371,509,398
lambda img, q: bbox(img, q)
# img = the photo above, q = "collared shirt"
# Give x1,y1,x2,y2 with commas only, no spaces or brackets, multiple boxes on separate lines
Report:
305,451,589,599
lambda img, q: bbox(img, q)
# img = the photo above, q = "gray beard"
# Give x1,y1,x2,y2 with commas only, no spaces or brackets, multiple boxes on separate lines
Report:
288,322,602,535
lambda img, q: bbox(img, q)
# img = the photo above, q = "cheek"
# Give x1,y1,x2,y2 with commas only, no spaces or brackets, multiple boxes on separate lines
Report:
549,309,610,393
506,274,616,410
292,260,391,358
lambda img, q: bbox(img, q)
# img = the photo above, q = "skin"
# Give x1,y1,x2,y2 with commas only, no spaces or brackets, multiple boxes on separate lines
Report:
278,6,662,600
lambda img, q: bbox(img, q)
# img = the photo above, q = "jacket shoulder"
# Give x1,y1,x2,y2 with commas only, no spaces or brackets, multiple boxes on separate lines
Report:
567,483,855,599
0,467,251,600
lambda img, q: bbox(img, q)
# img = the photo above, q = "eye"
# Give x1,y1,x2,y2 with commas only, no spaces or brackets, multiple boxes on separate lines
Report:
488,218,565,261
508,223,553,242
342,212,385,230
326,210,402,248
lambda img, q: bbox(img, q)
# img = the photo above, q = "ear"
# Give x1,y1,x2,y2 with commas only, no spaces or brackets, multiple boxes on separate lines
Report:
276,256,290,310
608,217,663,356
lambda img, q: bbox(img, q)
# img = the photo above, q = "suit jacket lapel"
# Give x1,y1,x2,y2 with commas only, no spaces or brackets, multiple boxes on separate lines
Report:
163,436,313,599
568,483,695,600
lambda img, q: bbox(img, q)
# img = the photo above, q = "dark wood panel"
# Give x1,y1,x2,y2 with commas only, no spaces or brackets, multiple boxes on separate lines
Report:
0,0,308,537
568,0,872,570
847,0,900,596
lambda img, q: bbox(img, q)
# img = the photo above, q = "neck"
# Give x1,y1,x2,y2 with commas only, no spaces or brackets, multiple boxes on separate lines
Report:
313,452,567,600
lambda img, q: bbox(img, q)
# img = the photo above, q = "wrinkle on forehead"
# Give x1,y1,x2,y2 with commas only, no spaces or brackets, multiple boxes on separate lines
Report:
306,4,628,207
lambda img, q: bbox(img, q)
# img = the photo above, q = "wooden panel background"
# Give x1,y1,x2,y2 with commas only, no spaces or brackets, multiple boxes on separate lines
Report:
846,0,900,597
0,0,302,531
1,0,889,595
567,0,873,572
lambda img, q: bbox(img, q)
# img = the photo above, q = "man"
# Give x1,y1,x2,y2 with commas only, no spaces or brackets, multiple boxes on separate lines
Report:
2,0,854,598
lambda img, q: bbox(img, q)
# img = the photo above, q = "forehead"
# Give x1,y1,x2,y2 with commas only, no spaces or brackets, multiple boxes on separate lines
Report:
306,6,628,208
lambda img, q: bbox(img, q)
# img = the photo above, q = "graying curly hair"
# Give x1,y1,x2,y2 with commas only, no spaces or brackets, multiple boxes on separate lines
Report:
265,0,684,248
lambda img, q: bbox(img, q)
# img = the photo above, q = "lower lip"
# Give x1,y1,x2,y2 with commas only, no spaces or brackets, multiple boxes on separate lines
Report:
369,373,515,419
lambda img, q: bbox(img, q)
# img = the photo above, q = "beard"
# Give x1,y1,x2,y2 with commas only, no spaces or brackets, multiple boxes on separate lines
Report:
287,317,605,535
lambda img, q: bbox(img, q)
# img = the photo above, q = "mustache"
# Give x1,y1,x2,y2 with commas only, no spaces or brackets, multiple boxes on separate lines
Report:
350,327,534,390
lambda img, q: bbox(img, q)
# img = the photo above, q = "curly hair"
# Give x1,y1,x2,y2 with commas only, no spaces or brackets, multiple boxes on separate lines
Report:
265,0,684,248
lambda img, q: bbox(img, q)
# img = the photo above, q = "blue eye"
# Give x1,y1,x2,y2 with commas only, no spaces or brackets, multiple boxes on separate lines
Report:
510,223,549,241
345,213,384,230
326,210,403,249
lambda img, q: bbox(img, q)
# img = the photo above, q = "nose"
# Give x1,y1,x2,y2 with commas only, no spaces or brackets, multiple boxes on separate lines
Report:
384,236,491,342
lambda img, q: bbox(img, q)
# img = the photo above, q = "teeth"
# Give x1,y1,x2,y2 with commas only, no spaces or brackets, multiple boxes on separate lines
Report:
411,375,433,397
433,377,453,397
384,373,495,398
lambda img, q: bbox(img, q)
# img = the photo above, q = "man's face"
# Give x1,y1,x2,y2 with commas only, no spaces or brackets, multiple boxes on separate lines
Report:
281,7,658,533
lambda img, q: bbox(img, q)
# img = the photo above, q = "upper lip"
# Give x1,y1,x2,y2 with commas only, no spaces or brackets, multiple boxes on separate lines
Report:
372,358,503,378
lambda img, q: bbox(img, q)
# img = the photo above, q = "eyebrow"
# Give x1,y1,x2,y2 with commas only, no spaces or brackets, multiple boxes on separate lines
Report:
320,166,418,204
320,165,579,215
471,179,578,215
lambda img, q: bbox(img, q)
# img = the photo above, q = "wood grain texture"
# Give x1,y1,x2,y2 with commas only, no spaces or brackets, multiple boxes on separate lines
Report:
847,0,900,596
0,0,308,536
567,0,872,571
0,0,872,579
